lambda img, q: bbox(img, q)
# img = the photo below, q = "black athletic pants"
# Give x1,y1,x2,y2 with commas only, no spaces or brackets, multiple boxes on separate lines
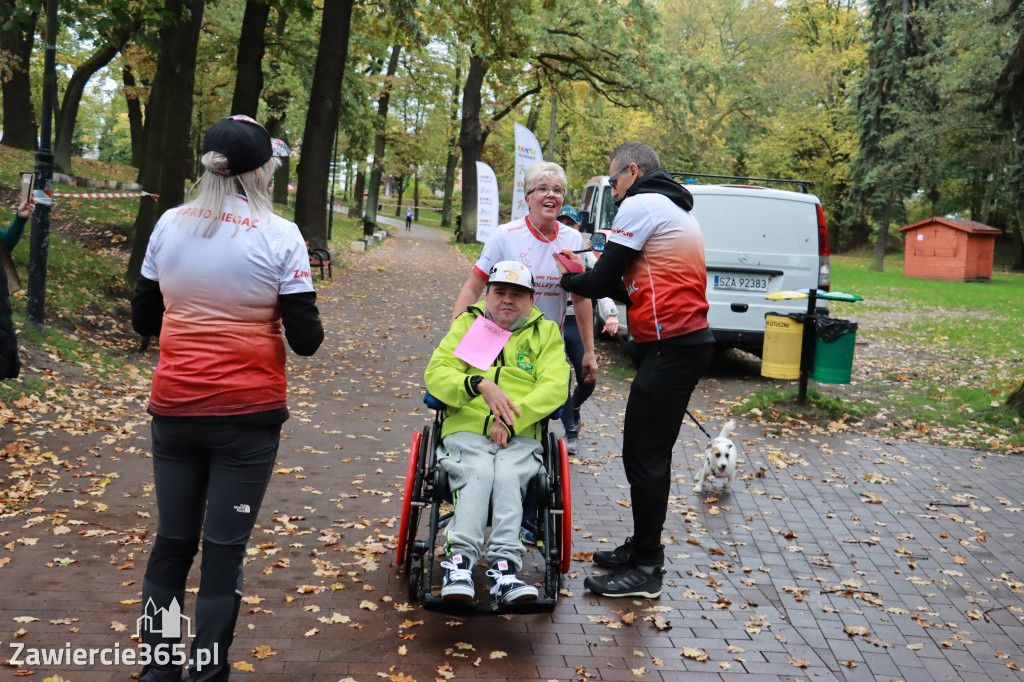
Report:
622,335,714,566
141,418,280,680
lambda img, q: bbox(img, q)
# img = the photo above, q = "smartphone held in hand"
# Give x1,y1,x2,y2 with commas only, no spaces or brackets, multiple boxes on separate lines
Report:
19,172,34,206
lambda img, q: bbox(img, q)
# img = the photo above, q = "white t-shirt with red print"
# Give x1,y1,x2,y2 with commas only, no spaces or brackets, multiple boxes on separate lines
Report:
472,216,584,328
141,195,314,417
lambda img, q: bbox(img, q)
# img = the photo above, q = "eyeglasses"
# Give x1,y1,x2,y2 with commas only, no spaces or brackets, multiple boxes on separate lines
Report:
527,185,565,197
608,165,629,189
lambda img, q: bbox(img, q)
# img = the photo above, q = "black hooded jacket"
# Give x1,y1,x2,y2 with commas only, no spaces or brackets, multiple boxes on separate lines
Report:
621,168,693,210
560,168,694,303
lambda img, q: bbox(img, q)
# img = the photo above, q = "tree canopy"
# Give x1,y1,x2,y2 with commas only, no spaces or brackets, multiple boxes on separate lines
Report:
2,0,1023,270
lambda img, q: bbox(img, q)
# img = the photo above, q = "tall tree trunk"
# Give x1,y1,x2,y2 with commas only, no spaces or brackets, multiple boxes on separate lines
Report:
54,27,134,174
524,104,539,135
122,66,145,168
457,53,487,244
126,0,206,285
364,44,402,232
546,97,557,158
265,9,290,205
231,0,271,116
0,4,39,151
440,64,461,228
1013,208,1024,271
413,169,419,220
352,167,366,216
293,0,354,249
871,200,892,272
395,175,404,216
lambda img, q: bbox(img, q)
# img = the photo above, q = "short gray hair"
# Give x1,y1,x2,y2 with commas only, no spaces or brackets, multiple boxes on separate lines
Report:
609,142,660,175
523,161,567,194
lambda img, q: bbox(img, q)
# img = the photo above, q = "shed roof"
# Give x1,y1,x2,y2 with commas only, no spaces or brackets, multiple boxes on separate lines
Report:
899,217,1002,235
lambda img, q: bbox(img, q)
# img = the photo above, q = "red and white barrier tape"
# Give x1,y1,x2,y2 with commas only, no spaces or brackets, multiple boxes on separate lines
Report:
51,191,159,200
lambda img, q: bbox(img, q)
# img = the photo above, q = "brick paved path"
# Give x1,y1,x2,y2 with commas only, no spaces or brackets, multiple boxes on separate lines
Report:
2,220,1023,681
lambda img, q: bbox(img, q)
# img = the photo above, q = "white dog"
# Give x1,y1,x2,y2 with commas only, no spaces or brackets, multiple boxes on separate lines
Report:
693,420,738,493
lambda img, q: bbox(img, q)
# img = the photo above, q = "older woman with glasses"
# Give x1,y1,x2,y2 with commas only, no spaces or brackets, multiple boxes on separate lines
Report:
451,161,597,389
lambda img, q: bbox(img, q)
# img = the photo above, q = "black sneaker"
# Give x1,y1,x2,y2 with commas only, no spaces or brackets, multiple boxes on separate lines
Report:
440,554,475,600
584,564,664,598
486,559,538,605
565,430,579,455
593,536,633,569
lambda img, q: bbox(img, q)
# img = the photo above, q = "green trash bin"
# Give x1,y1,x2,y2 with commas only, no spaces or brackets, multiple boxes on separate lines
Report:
811,317,858,384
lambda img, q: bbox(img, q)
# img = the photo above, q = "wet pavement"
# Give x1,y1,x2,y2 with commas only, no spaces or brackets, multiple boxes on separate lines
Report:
2,218,1023,681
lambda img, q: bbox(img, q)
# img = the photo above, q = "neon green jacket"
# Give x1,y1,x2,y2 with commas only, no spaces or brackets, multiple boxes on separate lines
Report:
424,302,569,441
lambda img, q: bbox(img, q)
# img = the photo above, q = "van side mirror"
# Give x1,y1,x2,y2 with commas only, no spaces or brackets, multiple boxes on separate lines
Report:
589,232,606,252
579,209,594,233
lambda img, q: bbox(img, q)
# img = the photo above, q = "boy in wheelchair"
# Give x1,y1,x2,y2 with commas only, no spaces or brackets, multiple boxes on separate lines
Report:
424,261,569,606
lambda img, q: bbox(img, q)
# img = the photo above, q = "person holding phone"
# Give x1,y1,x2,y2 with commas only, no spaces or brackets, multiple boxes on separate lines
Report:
1,196,35,252
554,141,713,599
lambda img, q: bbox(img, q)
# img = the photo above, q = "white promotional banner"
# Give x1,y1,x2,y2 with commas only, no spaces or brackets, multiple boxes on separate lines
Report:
511,122,543,220
476,161,500,243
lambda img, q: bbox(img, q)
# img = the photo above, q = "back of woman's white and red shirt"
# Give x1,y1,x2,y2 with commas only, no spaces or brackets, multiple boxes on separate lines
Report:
140,195,315,417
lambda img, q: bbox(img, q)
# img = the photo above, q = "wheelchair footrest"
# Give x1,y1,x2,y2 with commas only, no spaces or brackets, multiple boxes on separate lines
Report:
422,593,557,616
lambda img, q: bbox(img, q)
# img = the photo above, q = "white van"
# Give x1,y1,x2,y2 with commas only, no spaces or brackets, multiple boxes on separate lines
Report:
579,173,831,355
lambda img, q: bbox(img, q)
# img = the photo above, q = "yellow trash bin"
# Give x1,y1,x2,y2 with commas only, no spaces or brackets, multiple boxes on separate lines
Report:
761,314,803,379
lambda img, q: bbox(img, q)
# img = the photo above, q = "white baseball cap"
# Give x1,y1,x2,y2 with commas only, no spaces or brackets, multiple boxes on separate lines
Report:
486,261,535,292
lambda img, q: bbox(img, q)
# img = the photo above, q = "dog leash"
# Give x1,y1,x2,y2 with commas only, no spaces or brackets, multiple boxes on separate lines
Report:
687,410,712,439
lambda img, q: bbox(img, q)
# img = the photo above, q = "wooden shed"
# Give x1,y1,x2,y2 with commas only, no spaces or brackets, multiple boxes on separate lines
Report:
898,217,1001,282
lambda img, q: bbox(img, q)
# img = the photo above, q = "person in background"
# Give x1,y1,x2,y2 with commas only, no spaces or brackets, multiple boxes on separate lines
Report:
131,114,323,681
0,197,34,380
405,206,414,230
1,197,35,252
555,205,619,454
555,141,713,600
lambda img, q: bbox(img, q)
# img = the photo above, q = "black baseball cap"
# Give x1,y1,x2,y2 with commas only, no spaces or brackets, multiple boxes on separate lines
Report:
203,115,290,176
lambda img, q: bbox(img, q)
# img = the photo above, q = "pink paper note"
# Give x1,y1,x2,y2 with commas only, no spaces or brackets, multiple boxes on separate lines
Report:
453,316,512,369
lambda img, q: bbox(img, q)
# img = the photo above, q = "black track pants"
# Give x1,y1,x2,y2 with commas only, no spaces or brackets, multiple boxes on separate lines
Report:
621,337,714,566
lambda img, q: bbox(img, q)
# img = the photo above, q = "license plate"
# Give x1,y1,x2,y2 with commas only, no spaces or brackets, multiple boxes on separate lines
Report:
713,274,769,292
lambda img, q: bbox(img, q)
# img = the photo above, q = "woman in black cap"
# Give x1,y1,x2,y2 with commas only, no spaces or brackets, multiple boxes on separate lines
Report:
131,115,323,681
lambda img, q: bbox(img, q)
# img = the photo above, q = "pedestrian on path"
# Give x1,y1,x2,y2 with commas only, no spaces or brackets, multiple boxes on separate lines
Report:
555,141,714,599
555,205,619,454
405,206,414,230
130,114,324,681
425,261,569,606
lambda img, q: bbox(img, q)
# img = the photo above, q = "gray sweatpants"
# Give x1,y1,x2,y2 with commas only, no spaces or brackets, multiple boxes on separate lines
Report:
439,432,543,572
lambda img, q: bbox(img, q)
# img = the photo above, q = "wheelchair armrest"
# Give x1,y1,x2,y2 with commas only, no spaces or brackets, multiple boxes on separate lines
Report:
423,390,562,420
423,391,445,411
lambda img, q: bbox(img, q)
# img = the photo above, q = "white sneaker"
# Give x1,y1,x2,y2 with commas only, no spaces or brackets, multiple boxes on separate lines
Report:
486,559,538,605
440,554,475,600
